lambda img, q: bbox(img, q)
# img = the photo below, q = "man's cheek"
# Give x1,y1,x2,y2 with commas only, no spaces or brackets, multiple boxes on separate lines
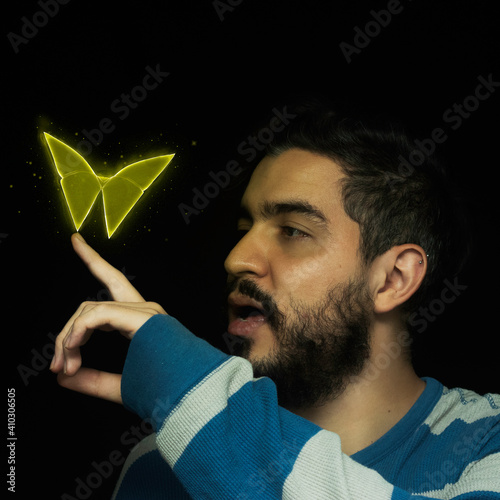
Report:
282,253,330,293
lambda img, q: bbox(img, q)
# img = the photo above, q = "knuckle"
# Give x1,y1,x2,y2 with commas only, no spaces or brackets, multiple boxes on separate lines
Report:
72,315,85,329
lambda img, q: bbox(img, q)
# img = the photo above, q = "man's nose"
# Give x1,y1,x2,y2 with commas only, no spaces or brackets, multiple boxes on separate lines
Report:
224,226,269,280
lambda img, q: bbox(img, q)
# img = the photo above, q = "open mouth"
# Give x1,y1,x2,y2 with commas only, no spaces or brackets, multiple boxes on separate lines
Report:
228,294,268,318
236,305,266,320
227,295,269,337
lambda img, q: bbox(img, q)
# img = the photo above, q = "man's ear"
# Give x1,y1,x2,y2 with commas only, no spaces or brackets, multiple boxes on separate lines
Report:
370,245,427,314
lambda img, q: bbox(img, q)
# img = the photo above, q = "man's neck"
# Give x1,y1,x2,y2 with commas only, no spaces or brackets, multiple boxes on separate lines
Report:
289,344,426,456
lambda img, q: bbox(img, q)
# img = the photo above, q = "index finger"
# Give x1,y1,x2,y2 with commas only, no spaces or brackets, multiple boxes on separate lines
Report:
71,233,144,302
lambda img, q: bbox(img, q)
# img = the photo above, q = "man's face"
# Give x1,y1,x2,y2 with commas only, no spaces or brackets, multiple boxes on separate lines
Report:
224,148,374,408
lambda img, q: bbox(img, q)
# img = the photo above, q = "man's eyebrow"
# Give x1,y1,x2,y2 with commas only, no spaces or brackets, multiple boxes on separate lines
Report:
239,200,330,228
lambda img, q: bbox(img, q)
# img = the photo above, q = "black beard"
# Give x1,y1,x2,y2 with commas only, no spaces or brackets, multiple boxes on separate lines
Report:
225,277,373,409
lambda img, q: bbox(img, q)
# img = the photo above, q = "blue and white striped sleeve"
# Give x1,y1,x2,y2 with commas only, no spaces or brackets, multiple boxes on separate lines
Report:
120,314,500,499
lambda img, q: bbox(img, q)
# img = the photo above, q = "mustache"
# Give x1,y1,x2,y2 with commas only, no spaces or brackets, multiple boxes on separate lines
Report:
225,278,283,325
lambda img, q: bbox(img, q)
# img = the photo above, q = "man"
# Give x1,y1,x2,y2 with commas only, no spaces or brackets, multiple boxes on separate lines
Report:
51,100,499,498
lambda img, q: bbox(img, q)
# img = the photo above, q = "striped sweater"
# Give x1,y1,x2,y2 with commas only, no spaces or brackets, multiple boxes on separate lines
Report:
112,315,500,499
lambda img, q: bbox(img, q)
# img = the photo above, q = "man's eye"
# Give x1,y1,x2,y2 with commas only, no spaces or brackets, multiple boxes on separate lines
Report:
234,225,251,242
281,226,310,239
236,225,251,234
236,219,251,232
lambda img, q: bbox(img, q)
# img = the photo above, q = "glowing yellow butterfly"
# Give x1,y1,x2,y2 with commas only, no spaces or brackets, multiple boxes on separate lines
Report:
44,133,175,237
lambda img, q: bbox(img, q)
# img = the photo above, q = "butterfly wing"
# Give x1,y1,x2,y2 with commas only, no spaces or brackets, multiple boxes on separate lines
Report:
44,133,101,231
101,154,175,237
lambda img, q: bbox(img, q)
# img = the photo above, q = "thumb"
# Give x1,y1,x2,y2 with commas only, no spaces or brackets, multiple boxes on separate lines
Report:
57,368,123,405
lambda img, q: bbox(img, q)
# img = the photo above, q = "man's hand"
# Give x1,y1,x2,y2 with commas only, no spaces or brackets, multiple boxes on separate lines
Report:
50,233,167,404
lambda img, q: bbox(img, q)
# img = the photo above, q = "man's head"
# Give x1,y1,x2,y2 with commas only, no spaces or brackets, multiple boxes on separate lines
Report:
224,99,469,409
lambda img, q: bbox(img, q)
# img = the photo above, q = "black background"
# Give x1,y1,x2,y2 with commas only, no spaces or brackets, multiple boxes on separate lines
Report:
4,0,499,497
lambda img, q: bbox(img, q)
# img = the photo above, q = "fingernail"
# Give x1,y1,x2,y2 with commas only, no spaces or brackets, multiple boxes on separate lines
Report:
74,233,86,243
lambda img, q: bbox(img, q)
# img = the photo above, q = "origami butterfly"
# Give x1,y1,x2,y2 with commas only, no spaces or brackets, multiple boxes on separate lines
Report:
44,133,175,237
